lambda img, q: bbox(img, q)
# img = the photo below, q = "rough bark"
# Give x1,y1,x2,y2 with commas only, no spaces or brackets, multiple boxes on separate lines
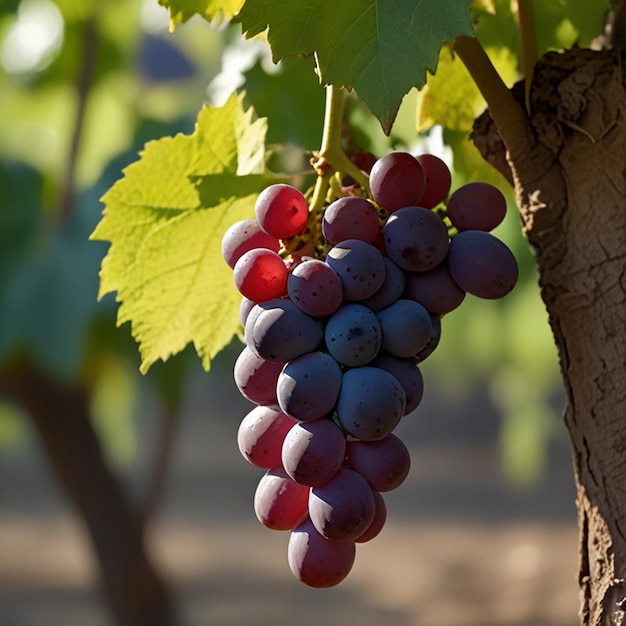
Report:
473,48,626,624
0,361,177,626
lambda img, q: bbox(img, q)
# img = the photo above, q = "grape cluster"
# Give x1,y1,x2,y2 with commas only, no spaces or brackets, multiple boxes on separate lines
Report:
222,151,518,588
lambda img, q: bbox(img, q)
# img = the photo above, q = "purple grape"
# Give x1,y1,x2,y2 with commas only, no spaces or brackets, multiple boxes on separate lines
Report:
345,434,411,492
237,406,295,468
288,516,356,587
233,346,283,406
447,181,506,232
239,296,256,325
376,299,432,358
403,259,466,315
414,315,441,363
355,491,387,543
369,152,426,213
282,419,346,487
276,352,343,422
416,154,452,209
383,206,449,272
361,256,406,312
370,352,424,414
254,466,310,531
221,218,280,269
324,303,382,366
448,230,518,299
335,367,406,441
322,196,380,244
325,239,385,301
308,467,375,541
287,259,343,317
245,299,323,362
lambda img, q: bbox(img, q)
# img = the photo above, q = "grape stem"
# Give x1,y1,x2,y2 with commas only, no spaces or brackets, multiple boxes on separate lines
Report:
516,0,538,113
309,86,371,220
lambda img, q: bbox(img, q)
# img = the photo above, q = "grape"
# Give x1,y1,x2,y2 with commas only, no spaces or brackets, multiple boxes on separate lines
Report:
448,230,519,299
447,181,507,232
254,466,309,531
355,491,386,543
403,259,466,315
288,517,356,588
308,467,375,541
276,352,343,422
376,299,432,358
361,256,406,312
287,259,343,317
416,154,452,209
369,152,426,212
255,184,309,239
335,367,406,440
222,218,280,269
383,206,449,272
414,314,441,363
233,346,283,406
345,434,411,492
281,419,346,487
322,196,380,244
245,299,324,363
237,406,295,468
324,303,382,367
233,248,288,302
325,239,385,301
239,297,255,325
370,352,424,414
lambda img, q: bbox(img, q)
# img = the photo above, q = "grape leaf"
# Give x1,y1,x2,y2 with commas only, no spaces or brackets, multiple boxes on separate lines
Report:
158,0,244,30
92,94,269,373
237,0,474,133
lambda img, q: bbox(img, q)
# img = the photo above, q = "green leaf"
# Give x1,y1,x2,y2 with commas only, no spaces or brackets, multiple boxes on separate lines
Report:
158,0,245,29
92,94,269,373
237,0,474,133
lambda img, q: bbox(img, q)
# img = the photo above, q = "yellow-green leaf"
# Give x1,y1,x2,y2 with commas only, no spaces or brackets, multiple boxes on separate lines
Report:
92,94,269,373
417,45,519,132
158,0,245,30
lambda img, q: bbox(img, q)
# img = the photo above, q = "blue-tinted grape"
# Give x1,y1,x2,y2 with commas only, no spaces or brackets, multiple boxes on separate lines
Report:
233,346,283,406
335,367,406,440
376,299,432,358
322,196,380,244
308,467,375,541
254,466,310,531
447,181,506,232
222,218,280,268
288,517,356,587
255,184,309,239
233,248,288,302
325,239,385,301
369,152,426,213
287,259,343,317
324,304,382,367
403,259,466,315
370,352,424,415
448,230,518,299
282,419,346,487
237,406,295,468
416,154,452,209
414,314,441,363
355,491,386,543
245,299,323,363
383,206,449,272
276,352,342,422
361,256,406,312
345,434,411,492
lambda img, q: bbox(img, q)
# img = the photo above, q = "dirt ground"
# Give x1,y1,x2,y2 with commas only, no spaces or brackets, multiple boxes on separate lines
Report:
0,348,580,626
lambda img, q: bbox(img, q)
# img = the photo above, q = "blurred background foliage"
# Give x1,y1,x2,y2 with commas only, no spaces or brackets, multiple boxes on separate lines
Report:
0,0,602,489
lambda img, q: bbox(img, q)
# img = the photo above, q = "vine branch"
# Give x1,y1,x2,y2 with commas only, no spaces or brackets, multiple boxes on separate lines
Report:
517,0,538,111
453,35,532,160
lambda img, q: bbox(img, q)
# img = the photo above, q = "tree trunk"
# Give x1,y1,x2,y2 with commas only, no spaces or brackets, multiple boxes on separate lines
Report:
474,47,626,624
0,361,177,626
